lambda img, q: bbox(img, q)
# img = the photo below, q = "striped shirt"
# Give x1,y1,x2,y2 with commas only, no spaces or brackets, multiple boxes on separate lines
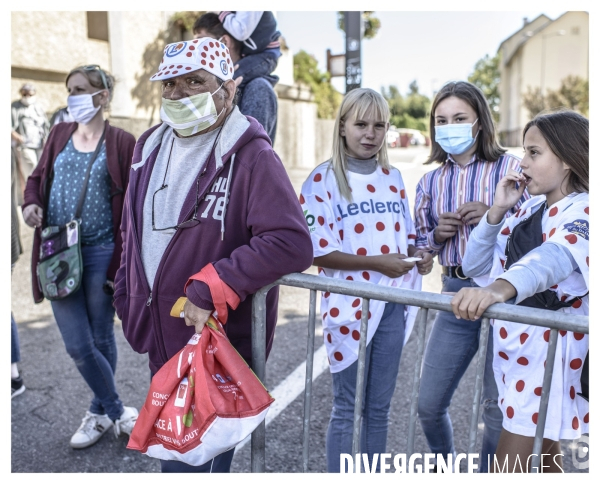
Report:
414,153,529,267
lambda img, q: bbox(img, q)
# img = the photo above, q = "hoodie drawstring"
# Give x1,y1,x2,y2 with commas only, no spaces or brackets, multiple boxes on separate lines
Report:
221,153,236,240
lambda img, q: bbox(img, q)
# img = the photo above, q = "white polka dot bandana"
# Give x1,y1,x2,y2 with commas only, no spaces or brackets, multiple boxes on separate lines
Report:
150,38,234,82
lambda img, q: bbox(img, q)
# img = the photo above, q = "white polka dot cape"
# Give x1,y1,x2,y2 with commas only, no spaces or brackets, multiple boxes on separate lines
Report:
487,193,589,440
300,162,422,373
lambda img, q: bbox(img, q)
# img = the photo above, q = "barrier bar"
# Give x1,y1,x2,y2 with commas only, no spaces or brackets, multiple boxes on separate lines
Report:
302,289,317,472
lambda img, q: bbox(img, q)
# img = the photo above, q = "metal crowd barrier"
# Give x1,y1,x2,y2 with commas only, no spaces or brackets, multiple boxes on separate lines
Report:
249,272,589,473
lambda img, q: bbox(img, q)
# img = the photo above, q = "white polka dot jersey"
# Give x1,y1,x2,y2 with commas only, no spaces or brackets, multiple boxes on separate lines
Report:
300,162,422,373
487,193,589,440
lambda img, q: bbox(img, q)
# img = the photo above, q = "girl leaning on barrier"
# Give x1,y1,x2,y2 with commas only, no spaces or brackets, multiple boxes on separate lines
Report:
22,65,139,449
299,88,434,472
450,110,589,472
413,80,530,472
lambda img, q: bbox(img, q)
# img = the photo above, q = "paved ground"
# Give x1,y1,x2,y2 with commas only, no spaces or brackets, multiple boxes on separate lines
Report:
11,147,587,473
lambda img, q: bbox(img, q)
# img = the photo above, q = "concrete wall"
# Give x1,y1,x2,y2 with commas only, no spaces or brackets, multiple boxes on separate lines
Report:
12,11,329,170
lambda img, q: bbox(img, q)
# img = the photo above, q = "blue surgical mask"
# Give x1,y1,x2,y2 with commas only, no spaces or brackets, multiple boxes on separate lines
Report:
434,118,479,155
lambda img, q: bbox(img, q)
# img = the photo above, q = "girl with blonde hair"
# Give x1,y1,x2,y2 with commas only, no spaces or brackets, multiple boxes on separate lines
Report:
300,88,433,472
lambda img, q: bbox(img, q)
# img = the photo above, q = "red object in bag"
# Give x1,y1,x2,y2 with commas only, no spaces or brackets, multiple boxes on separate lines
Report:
127,264,274,465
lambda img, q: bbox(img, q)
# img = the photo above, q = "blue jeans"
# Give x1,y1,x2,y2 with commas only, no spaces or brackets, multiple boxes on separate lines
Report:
50,243,124,421
160,448,235,473
327,302,405,473
235,49,279,89
417,275,502,472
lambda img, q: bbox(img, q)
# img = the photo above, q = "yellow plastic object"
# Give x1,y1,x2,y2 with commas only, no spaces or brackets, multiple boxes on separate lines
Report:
170,297,188,318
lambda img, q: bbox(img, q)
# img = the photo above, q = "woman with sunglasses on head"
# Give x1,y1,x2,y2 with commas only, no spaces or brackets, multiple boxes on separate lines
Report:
22,65,138,449
413,81,530,471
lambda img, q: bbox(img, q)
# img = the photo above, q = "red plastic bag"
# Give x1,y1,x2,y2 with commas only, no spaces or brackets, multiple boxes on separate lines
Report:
127,316,274,465
127,264,274,466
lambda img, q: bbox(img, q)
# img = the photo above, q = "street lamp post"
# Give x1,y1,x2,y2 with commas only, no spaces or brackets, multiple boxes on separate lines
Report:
540,30,566,95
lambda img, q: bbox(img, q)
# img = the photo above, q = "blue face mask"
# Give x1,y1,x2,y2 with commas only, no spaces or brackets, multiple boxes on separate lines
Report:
434,118,479,155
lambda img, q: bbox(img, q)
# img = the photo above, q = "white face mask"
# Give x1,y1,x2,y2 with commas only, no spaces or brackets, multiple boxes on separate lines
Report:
67,91,104,125
21,96,36,106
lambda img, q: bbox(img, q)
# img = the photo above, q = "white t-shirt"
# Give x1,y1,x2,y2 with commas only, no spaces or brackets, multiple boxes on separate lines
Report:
300,162,422,373
489,193,589,441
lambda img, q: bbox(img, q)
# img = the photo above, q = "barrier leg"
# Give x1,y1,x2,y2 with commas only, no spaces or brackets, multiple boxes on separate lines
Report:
302,289,317,472
530,329,559,473
468,318,491,456
352,298,370,457
251,289,269,473
407,308,428,457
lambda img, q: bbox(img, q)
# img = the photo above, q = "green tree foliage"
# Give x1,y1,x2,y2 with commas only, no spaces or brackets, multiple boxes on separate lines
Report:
337,11,381,39
381,81,430,132
293,50,342,119
468,53,501,123
171,11,206,33
523,76,589,119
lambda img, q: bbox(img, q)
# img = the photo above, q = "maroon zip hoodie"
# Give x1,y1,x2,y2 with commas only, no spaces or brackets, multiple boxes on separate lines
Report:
23,121,136,303
113,114,313,374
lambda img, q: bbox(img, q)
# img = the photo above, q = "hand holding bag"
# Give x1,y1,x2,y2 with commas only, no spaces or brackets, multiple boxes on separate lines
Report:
127,265,274,465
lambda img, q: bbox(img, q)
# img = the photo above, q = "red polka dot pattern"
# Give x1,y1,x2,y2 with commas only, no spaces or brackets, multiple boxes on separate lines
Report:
314,173,322,182
565,234,578,244
584,413,589,423
570,358,583,370
357,248,367,256
506,406,514,418
319,239,328,248
549,228,556,237
574,332,585,340
517,356,529,366
352,298,361,308
572,416,579,430
395,222,400,232
520,333,529,344
376,222,385,231
346,276,353,281
355,223,364,234
381,245,390,254
572,299,582,309
499,327,508,339
334,352,343,361
327,333,332,343
352,330,360,341
330,307,340,317
516,380,525,392
367,184,376,193
299,194,305,204
534,387,542,396
501,227,511,236
400,189,406,199
340,325,349,335
382,168,389,175
339,230,344,240
318,216,325,226
543,329,550,342
584,206,589,214
324,292,330,298
315,196,324,202
499,351,509,360
570,386,576,399
389,186,398,193
532,413,538,424
362,272,370,281
549,206,558,217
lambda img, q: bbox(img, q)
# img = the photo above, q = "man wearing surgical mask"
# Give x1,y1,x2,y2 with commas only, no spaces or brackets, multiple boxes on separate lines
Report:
113,38,313,473
11,83,49,191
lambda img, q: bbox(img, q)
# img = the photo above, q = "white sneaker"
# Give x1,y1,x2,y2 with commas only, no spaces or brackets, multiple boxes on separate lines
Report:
70,411,113,449
114,406,139,438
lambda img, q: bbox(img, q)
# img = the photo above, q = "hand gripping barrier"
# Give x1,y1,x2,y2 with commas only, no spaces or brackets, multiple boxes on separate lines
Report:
248,273,589,473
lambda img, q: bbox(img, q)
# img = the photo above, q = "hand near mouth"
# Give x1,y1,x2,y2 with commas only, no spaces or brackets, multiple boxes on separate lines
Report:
487,169,528,225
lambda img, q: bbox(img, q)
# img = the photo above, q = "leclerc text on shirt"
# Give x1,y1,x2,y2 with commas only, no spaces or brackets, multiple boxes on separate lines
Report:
336,198,406,219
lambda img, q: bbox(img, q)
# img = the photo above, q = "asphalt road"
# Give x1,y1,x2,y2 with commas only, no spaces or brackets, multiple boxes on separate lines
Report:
11,147,587,473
